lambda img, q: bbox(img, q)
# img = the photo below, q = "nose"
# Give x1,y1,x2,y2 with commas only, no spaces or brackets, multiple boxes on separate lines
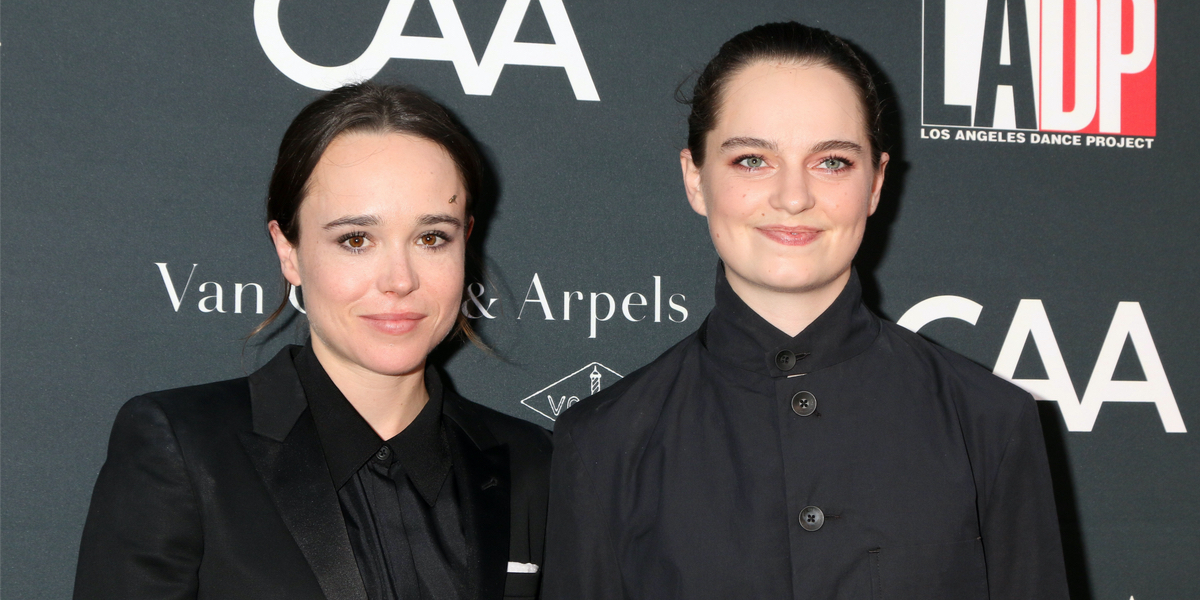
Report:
768,165,816,215
378,245,419,297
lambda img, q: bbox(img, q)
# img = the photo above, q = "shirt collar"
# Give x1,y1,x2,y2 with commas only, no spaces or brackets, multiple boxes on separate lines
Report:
702,264,879,377
294,342,452,505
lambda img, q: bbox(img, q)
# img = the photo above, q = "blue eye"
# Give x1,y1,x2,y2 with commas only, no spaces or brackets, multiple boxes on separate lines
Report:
819,157,849,171
737,156,766,169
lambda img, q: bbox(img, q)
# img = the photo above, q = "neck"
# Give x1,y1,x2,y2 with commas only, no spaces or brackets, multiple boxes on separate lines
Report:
310,338,429,440
725,266,851,337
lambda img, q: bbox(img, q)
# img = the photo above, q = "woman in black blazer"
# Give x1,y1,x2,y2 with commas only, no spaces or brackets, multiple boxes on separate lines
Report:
74,82,550,600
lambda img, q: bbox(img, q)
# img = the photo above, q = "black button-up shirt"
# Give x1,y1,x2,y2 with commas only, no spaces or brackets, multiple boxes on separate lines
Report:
542,268,1069,600
294,344,476,600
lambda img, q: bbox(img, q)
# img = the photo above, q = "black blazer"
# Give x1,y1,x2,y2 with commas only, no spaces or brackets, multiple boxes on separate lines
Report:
74,347,551,600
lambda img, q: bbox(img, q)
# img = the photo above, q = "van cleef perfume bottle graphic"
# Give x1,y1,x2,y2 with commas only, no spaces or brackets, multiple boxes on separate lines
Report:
590,366,602,395
521,362,624,422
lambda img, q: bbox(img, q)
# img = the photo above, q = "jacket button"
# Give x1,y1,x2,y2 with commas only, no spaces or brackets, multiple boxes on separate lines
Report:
791,391,817,416
375,445,391,461
775,350,796,371
799,506,824,531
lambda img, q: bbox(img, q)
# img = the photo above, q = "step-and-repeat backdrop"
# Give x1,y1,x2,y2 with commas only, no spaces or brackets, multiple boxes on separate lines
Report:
3,0,1196,597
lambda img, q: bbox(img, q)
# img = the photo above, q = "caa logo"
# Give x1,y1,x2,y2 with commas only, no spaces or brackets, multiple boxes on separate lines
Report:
899,296,1184,433
922,0,1155,146
254,0,599,100
520,362,623,422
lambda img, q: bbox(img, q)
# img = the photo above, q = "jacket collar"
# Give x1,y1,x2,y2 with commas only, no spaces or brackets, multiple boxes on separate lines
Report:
441,387,510,600
243,345,512,600
703,264,879,377
241,345,369,600
294,342,452,506
246,345,309,441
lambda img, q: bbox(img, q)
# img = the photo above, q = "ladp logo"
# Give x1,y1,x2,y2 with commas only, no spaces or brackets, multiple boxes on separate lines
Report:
255,0,599,100
922,0,1155,141
520,362,623,422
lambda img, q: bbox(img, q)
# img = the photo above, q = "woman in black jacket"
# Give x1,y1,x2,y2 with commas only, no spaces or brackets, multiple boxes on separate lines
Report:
75,82,550,600
542,22,1070,600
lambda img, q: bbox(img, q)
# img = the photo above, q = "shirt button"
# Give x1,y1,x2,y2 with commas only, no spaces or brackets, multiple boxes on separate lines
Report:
791,391,817,416
775,350,796,371
799,506,824,531
375,445,391,461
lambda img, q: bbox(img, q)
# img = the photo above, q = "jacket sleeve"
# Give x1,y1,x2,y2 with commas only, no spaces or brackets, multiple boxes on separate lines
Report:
980,398,1071,600
539,427,624,600
74,396,203,600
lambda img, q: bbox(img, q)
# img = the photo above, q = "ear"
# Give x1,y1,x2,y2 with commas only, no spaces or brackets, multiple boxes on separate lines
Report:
680,148,708,217
464,215,475,242
867,152,890,216
268,221,303,287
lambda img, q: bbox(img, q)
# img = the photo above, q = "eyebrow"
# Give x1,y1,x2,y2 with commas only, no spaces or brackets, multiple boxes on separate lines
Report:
323,213,465,230
720,136,778,152
718,137,865,156
323,214,381,230
810,139,864,155
418,214,464,229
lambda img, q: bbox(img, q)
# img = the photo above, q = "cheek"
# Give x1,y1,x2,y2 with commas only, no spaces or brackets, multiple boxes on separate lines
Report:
705,180,761,228
822,180,874,226
298,249,373,313
420,254,467,311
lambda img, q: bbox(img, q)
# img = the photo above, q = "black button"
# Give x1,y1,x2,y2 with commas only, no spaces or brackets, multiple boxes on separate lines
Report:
775,350,796,371
799,506,824,531
375,445,391,461
791,391,817,416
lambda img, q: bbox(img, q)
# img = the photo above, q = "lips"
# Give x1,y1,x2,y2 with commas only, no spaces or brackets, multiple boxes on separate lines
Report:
360,312,426,335
756,226,822,246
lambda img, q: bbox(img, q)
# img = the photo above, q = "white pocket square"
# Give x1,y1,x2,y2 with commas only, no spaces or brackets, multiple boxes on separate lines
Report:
506,562,540,573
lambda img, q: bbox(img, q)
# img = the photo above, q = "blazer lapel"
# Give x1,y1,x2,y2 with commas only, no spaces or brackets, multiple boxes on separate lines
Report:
239,347,368,600
444,394,511,600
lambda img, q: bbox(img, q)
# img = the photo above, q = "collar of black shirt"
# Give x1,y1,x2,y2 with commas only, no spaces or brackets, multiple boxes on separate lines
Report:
292,342,452,506
702,264,880,377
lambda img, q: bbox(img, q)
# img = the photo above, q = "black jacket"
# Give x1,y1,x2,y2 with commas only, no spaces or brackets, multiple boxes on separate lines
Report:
542,270,1069,600
74,346,551,600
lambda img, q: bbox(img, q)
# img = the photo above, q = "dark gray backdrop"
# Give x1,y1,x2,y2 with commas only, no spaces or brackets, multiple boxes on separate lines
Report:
3,1,1197,598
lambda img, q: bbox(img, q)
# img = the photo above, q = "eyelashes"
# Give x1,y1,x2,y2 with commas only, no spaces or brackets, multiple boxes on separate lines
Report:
337,231,370,253
415,231,451,249
335,230,453,254
816,155,854,172
734,154,768,170
731,153,856,173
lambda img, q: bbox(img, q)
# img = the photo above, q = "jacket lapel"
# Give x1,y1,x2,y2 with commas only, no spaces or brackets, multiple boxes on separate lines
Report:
239,347,368,600
444,393,511,600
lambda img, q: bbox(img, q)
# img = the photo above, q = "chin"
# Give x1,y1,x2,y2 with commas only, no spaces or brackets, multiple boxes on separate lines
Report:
745,262,845,295
355,348,430,377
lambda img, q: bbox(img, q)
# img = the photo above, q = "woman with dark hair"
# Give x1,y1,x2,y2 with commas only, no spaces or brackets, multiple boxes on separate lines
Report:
75,82,549,600
542,22,1069,599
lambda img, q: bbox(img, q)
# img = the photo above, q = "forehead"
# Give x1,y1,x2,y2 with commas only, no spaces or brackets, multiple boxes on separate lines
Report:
712,61,868,146
303,132,464,217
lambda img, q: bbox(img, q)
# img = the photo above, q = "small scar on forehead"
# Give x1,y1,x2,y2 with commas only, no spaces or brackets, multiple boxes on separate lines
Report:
449,194,457,204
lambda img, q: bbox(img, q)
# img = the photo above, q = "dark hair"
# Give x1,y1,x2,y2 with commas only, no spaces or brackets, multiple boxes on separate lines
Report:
684,22,885,168
252,81,485,344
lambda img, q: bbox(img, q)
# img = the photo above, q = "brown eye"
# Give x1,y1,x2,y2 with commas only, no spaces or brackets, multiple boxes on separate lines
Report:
419,234,439,246
347,236,365,248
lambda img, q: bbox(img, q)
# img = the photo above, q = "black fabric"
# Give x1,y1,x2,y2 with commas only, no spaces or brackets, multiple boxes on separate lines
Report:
294,343,470,600
542,267,1070,600
74,346,552,600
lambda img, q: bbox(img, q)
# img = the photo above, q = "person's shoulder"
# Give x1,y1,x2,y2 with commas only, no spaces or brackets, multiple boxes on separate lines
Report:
445,392,552,455
117,377,253,435
554,329,701,440
878,319,1034,419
